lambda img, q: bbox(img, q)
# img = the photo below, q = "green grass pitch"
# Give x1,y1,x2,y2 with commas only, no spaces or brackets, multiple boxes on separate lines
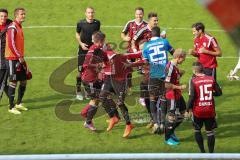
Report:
0,0,239,154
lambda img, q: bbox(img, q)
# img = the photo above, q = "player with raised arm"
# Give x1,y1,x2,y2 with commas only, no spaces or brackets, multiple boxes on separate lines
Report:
99,50,144,138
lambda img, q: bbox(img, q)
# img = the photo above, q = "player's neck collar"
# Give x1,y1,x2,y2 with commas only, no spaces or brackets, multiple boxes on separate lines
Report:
86,18,94,23
134,19,143,25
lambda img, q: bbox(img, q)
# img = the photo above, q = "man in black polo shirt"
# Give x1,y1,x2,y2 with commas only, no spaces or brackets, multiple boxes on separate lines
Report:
75,7,100,100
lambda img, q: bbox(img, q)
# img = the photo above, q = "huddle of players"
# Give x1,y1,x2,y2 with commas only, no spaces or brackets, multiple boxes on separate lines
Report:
76,7,222,152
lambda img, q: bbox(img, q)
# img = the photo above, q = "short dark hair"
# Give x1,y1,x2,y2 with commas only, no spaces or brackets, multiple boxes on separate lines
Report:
135,7,144,13
92,31,105,43
0,8,8,15
151,26,160,37
148,12,157,19
192,61,203,73
192,22,205,32
14,7,25,17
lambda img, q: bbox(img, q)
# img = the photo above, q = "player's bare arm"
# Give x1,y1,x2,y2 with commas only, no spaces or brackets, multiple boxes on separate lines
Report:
165,82,186,90
199,46,222,57
188,48,199,57
75,32,88,50
131,39,137,52
121,32,131,42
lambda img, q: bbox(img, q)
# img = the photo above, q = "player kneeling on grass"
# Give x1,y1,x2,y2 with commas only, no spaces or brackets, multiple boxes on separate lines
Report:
186,62,222,153
164,49,187,146
80,31,106,131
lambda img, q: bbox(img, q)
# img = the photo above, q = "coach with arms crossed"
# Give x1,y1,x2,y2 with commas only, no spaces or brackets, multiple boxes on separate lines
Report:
75,7,100,100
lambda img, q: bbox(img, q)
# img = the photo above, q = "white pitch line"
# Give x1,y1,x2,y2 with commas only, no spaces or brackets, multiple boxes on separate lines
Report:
23,25,225,32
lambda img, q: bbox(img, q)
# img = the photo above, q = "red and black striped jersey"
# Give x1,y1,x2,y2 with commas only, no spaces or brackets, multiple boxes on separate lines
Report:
82,44,105,83
133,25,152,45
122,20,147,52
165,61,182,100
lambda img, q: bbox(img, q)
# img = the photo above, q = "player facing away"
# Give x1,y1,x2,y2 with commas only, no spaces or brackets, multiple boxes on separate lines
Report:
142,26,174,134
164,49,187,146
186,62,222,153
81,31,106,131
5,8,30,114
189,22,222,80
75,7,100,100
0,8,12,101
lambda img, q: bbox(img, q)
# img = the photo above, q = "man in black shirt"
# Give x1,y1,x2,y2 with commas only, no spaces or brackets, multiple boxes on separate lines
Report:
75,7,100,100
0,8,12,101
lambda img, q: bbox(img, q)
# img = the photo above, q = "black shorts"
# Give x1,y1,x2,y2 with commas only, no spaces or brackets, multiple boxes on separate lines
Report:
101,77,127,99
148,78,165,97
83,80,102,99
6,60,27,81
203,67,216,80
77,47,88,72
192,116,217,131
166,96,186,113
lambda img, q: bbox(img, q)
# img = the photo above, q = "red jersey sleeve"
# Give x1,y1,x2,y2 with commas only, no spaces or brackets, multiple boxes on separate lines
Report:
7,26,21,58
